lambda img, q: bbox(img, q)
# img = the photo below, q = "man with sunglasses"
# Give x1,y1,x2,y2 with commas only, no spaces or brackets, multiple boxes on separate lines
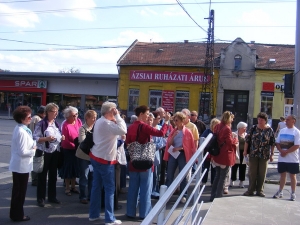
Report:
190,110,206,137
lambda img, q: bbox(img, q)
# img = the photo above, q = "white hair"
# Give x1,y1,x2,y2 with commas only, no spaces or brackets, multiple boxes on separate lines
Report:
101,101,116,116
181,108,191,116
130,115,137,123
156,107,165,113
237,122,247,130
63,106,78,118
148,113,154,118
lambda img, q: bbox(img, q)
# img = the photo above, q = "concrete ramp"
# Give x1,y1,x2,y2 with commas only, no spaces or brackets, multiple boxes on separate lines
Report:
202,196,300,225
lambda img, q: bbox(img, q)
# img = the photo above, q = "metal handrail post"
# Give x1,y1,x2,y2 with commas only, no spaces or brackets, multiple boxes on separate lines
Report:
157,185,167,225
141,133,213,225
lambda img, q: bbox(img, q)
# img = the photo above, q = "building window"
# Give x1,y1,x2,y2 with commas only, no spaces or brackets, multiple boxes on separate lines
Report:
260,96,273,119
175,91,189,112
149,90,162,112
234,55,242,71
199,92,211,121
128,89,139,115
238,94,247,103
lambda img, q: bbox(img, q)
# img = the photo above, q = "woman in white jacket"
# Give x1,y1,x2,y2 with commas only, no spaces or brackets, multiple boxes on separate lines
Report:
9,106,36,222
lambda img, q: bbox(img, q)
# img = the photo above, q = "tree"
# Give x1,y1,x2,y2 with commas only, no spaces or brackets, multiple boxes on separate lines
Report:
59,67,80,73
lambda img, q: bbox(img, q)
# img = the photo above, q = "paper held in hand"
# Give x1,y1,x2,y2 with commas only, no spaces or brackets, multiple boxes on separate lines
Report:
168,145,181,159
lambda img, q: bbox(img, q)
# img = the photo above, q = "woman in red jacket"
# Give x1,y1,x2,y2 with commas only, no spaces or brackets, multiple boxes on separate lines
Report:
126,105,171,219
210,111,238,201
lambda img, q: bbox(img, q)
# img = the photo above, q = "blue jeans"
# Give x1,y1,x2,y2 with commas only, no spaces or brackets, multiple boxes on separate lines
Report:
166,153,187,197
210,166,230,201
78,158,93,200
127,168,153,218
89,158,116,223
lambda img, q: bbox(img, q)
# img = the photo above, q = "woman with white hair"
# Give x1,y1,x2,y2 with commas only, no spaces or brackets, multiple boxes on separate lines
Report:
230,122,247,188
61,106,82,196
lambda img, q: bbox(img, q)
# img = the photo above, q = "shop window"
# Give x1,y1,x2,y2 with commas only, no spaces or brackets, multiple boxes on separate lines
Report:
260,96,273,119
149,90,162,112
175,91,189,112
234,55,242,71
128,89,139,114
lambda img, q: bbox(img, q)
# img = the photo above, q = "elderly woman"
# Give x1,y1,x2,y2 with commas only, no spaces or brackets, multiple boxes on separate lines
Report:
201,118,220,186
34,103,62,207
164,112,196,204
76,110,97,204
126,105,171,219
61,106,82,196
210,111,238,201
230,122,247,188
9,106,36,221
243,112,275,197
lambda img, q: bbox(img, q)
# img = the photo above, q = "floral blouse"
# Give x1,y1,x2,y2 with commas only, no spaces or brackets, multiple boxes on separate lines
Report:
246,126,275,160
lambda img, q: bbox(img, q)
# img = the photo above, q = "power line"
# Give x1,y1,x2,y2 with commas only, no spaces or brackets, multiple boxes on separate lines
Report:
0,1,295,17
176,0,207,33
0,0,46,3
0,25,294,34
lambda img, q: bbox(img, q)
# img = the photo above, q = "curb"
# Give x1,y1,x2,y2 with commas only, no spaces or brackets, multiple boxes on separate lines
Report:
265,179,300,186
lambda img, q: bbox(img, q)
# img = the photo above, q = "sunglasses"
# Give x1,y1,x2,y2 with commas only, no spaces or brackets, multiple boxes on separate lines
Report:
27,115,32,119
190,114,196,116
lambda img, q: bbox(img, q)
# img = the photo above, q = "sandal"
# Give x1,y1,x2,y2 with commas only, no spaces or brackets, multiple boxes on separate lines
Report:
65,189,72,196
71,188,79,194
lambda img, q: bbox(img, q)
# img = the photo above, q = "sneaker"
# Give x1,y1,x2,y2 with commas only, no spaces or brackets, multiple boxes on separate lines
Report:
290,193,296,201
89,216,104,221
229,181,234,187
239,181,244,188
105,220,122,225
273,190,283,199
180,197,186,204
223,187,229,194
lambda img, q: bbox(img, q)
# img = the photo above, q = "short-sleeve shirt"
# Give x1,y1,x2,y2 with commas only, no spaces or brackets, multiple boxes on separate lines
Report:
276,127,300,163
246,126,275,160
185,122,199,141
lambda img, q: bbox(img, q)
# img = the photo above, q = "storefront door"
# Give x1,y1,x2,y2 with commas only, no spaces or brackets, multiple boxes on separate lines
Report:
223,90,249,129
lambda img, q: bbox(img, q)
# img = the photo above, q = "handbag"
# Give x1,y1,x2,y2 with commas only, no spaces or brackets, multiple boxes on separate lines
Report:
128,124,156,170
32,155,44,173
79,126,94,155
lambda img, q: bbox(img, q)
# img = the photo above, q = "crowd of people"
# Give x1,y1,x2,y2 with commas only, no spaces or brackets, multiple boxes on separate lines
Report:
8,102,300,223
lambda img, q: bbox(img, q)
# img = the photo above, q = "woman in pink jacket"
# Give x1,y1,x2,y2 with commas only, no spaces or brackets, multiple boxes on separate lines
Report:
164,112,196,204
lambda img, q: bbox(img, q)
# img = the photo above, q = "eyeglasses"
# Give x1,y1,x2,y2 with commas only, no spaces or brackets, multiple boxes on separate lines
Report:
49,110,58,113
190,114,196,116
72,114,78,117
27,115,32,119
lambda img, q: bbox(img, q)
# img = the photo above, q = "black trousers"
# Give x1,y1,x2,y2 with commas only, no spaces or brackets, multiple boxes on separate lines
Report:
231,150,247,181
37,150,59,201
10,172,29,221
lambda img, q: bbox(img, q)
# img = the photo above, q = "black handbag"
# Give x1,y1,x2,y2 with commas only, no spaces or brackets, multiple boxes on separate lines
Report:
79,126,94,155
128,124,156,170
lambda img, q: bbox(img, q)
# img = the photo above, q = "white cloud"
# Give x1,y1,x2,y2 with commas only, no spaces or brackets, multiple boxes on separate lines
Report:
102,30,164,45
0,4,39,28
163,7,185,17
241,9,277,26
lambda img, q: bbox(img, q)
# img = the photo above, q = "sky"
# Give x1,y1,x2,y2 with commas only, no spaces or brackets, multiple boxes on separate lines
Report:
0,0,297,74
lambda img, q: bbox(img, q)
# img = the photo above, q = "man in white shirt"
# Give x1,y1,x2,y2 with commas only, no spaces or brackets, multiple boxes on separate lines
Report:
273,115,300,201
88,101,127,224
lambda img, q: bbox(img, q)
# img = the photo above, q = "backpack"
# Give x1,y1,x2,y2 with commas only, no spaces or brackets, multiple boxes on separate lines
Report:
205,125,226,156
79,126,94,155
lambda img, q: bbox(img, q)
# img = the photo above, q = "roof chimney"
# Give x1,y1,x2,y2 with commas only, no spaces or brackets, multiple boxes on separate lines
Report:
184,40,189,43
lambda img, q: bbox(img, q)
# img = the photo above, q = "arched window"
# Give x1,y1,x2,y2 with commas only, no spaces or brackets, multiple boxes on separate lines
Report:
234,55,242,71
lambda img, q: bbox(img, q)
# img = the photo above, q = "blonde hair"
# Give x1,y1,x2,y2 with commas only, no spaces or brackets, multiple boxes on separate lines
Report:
84,110,97,121
45,103,59,116
221,111,234,124
210,118,220,131
174,112,186,122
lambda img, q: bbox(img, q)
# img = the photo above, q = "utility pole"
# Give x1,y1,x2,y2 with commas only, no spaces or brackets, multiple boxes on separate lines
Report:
200,9,215,122
295,0,300,128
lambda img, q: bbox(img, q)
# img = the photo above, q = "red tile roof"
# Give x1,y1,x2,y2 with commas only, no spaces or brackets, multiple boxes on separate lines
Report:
117,40,295,70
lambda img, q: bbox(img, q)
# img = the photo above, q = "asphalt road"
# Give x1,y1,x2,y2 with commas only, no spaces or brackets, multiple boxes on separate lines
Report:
1,118,300,225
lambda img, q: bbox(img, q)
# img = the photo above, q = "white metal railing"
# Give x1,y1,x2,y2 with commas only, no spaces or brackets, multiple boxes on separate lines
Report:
141,134,213,225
